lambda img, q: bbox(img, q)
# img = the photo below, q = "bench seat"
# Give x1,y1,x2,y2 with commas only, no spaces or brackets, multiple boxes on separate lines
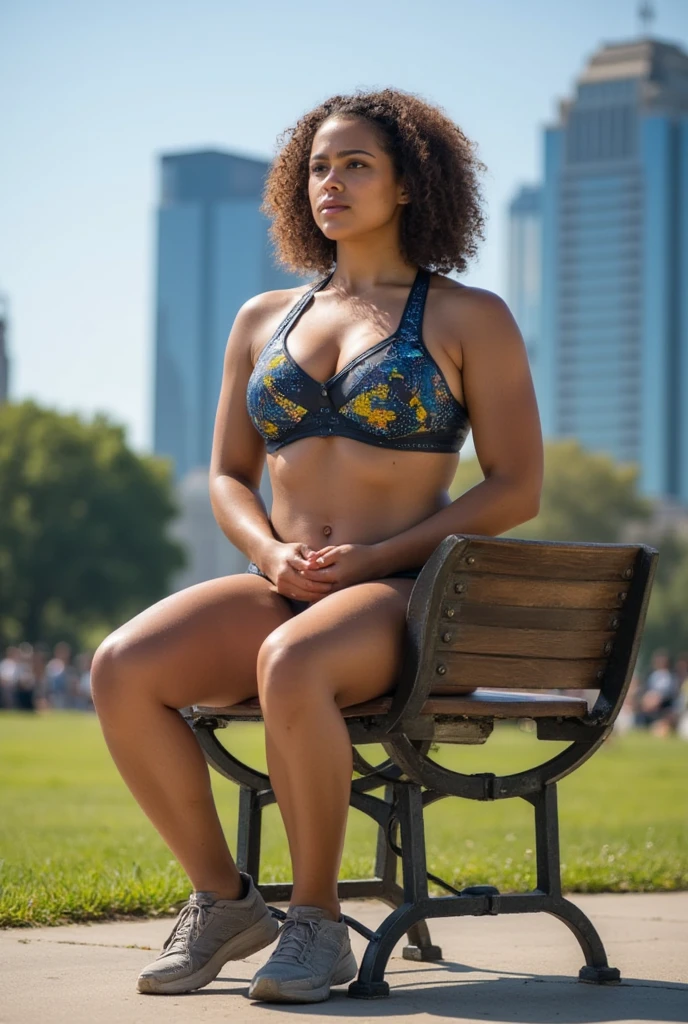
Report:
194,688,588,721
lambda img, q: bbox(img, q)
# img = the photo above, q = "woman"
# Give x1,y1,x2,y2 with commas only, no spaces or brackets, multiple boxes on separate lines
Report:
92,87,543,1004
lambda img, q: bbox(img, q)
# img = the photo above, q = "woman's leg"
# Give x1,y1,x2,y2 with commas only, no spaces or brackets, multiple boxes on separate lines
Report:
256,578,414,918
91,573,293,897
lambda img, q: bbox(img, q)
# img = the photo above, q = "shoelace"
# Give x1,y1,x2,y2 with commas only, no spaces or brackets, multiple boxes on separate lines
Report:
269,918,319,965
161,895,213,954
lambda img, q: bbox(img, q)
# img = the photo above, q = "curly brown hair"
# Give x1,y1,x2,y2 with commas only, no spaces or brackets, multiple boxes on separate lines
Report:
261,87,487,278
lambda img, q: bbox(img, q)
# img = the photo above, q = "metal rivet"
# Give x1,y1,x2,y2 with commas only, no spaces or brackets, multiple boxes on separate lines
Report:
603,641,613,655
623,567,633,579
610,617,620,629
442,632,452,643
618,592,627,602
455,582,466,593
466,556,475,566
597,669,605,681
436,664,447,675
445,607,455,618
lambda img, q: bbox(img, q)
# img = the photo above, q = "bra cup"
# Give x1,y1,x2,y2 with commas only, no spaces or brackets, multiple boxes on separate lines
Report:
246,339,311,441
336,340,460,437
245,267,470,453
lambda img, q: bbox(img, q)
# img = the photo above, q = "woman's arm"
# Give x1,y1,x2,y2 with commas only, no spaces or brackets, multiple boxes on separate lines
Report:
209,294,283,568
369,288,544,575
210,292,339,601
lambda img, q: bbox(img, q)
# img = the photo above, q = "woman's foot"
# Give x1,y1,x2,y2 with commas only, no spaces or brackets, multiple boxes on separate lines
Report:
137,873,279,994
248,905,357,1003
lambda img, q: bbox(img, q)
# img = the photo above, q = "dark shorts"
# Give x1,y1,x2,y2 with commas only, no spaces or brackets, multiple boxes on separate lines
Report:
245,561,422,616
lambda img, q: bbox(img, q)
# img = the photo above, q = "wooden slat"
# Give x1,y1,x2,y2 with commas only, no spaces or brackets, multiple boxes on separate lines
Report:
195,699,263,717
430,652,607,690
456,539,637,581
438,624,614,659
194,689,589,721
448,575,630,610
451,602,622,632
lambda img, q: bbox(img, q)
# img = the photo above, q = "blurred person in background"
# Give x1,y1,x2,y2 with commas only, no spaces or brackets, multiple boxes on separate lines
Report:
673,653,688,740
639,649,678,736
614,671,641,735
0,646,20,709
32,644,50,709
45,641,74,709
14,642,38,712
75,651,94,710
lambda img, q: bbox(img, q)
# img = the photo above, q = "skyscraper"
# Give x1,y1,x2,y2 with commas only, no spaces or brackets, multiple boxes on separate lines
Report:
533,37,688,503
507,186,542,373
153,149,302,479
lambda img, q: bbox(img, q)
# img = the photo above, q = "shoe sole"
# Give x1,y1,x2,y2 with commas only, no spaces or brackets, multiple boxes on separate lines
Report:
248,948,358,1004
137,912,280,995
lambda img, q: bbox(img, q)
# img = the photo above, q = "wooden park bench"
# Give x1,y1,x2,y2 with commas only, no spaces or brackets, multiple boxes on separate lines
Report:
185,534,658,999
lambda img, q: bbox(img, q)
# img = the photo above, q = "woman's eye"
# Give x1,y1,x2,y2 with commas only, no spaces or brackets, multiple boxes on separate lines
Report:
310,161,365,173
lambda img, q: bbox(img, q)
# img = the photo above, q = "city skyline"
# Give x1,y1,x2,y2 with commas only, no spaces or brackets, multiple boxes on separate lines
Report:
2,0,688,452
509,36,688,503
153,149,299,479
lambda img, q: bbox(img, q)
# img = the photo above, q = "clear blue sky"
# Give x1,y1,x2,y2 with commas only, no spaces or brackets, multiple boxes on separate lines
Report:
2,0,687,452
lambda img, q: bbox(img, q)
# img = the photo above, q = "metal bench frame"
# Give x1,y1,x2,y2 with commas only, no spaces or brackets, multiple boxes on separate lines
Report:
185,534,658,999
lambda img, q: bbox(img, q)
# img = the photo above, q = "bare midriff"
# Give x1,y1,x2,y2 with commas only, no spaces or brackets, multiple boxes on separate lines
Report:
267,435,460,557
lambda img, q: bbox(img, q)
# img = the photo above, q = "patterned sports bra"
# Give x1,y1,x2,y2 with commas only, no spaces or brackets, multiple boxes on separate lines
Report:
246,266,470,454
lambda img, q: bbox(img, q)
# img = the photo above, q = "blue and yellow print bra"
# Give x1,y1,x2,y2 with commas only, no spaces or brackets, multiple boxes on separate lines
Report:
246,267,471,454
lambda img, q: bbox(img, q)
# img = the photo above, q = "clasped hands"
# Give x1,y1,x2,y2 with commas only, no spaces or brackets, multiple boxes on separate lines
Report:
261,540,379,604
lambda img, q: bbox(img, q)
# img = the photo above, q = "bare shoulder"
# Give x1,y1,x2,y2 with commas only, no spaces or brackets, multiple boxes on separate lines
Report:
229,281,315,363
241,282,312,316
427,273,522,355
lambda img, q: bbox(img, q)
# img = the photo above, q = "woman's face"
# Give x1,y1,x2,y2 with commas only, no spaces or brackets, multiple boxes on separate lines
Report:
308,116,408,242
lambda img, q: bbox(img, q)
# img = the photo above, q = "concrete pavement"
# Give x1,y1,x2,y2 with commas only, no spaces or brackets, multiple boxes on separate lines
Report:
1,893,687,1024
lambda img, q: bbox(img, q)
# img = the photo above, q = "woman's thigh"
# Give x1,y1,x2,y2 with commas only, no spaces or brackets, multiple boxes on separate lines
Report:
258,577,416,708
96,573,296,709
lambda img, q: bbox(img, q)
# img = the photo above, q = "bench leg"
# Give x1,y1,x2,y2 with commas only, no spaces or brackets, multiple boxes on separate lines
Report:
236,785,263,882
529,785,620,984
396,783,442,962
550,900,621,984
373,783,442,964
349,782,442,998
349,903,426,999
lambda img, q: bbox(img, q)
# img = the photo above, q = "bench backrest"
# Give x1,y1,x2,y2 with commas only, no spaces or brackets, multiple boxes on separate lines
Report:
403,535,658,723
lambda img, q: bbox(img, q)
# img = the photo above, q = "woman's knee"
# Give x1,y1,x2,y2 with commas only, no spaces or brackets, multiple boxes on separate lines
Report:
91,629,152,713
257,631,324,721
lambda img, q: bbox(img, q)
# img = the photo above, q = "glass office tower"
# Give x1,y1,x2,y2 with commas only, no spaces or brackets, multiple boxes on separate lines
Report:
153,149,302,480
507,186,542,374
537,38,688,502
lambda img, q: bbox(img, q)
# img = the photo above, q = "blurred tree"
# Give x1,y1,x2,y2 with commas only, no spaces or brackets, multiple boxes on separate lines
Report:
450,438,652,542
0,401,185,647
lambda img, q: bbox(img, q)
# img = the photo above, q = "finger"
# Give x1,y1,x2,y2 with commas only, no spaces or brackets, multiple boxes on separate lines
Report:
312,549,339,566
287,567,335,593
291,552,318,571
306,545,338,559
298,565,338,585
292,545,338,571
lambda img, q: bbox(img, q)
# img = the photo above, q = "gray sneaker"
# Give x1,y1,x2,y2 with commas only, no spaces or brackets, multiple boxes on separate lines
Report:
137,873,279,994
248,905,358,1003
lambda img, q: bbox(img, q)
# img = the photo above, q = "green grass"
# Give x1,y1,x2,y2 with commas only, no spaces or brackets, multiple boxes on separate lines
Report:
0,712,686,927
